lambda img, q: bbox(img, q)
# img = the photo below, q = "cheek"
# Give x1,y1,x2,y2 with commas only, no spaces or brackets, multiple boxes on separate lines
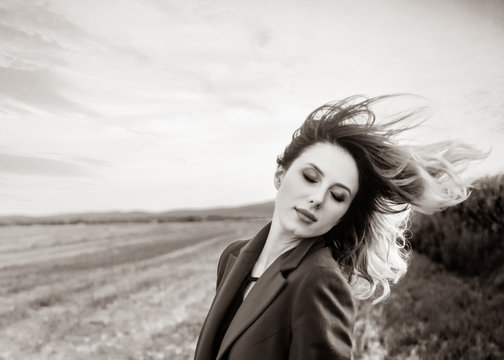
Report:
277,178,303,203
321,203,350,226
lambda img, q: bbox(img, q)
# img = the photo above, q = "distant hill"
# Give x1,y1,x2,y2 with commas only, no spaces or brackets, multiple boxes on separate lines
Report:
0,200,275,226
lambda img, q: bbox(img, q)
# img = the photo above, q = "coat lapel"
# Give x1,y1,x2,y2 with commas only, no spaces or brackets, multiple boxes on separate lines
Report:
195,223,271,360
216,233,326,360
217,253,237,292
216,259,286,360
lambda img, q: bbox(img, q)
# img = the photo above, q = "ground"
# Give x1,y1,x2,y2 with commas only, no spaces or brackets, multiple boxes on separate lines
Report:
0,220,385,359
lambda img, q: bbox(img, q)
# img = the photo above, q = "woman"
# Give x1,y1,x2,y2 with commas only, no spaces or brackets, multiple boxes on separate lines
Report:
194,95,485,360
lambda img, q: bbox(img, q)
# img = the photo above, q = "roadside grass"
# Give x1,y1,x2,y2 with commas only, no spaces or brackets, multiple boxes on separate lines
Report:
379,252,503,360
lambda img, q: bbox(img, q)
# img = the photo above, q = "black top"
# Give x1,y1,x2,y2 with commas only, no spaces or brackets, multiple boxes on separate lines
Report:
212,272,258,359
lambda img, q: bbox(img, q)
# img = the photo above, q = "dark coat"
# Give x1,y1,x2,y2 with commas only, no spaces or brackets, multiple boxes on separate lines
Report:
194,222,355,360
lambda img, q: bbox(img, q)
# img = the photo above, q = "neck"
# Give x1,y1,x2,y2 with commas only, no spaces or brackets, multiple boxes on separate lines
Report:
266,212,303,250
251,211,302,276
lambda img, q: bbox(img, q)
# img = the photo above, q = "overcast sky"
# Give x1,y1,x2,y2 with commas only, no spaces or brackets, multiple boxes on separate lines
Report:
1,0,503,216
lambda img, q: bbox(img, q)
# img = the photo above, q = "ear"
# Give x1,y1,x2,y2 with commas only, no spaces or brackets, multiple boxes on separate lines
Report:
274,165,285,190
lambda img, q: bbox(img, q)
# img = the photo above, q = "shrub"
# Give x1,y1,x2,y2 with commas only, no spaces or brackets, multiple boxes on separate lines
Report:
380,253,504,359
410,174,504,277
379,175,504,359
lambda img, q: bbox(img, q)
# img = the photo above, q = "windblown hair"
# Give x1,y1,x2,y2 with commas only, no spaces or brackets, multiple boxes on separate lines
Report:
276,95,486,303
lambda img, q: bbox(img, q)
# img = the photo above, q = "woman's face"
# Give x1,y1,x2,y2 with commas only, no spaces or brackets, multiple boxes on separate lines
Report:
274,142,359,239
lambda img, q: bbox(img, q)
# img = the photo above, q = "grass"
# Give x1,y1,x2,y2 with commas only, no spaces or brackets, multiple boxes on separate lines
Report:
0,220,264,359
377,252,503,360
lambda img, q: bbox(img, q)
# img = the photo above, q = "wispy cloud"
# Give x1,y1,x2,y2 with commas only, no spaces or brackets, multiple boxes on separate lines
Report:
0,67,98,115
0,153,90,177
73,157,110,167
0,1,87,69
0,1,104,116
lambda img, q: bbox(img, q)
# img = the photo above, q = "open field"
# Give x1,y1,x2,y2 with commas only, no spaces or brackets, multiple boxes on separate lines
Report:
0,219,402,359
0,220,384,360
0,220,273,359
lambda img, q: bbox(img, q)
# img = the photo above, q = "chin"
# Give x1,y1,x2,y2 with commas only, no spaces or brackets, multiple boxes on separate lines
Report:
276,208,322,238
297,227,324,239
286,218,320,238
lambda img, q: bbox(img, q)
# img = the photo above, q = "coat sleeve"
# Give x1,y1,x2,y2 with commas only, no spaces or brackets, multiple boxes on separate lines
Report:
289,267,355,360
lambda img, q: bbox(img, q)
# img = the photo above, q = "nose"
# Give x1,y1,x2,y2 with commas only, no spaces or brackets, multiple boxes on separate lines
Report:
308,188,325,209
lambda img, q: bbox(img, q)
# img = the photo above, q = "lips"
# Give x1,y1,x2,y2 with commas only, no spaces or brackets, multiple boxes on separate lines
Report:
295,207,317,223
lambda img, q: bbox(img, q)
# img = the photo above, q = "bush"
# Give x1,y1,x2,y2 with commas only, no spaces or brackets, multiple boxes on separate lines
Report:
410,174,504,277
379,174,504,359
380,253,504,359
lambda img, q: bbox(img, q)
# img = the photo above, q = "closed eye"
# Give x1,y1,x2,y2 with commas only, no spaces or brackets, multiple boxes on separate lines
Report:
303,174,316,183
331,193,345,202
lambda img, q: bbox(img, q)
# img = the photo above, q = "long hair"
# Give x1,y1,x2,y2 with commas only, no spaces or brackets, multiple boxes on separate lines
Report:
276,95,487,303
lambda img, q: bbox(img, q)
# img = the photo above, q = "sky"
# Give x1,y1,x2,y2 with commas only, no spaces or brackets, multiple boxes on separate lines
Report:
0,0,503,216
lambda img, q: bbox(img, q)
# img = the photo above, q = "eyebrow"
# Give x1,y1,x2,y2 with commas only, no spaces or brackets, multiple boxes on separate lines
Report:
307,162,353,196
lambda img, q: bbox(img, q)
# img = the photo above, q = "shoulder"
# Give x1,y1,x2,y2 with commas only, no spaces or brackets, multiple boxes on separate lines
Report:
216,239,248,278
293,246,354,310
218,239,247,266
289,246,355,359
221,239,248,258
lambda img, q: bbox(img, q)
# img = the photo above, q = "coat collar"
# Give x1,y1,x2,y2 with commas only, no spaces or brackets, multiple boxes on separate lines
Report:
237,221,326,275
214,222,326,360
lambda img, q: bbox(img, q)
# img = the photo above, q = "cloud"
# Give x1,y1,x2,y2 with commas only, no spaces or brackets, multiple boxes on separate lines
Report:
0,153,90,177
221,96,271,113
0,66,99,115
73,157,110,167
0,23,64,69
0,192,26,200
0,1,132,117
0,4,91,114
0,2,85,68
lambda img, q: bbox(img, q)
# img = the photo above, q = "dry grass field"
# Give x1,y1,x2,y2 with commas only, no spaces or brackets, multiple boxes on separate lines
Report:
0,220,381,360
0,220,270,359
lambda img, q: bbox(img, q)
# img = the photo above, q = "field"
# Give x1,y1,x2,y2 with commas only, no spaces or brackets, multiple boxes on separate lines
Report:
0,220,388,360
0,220,273,359
5,219,496,360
